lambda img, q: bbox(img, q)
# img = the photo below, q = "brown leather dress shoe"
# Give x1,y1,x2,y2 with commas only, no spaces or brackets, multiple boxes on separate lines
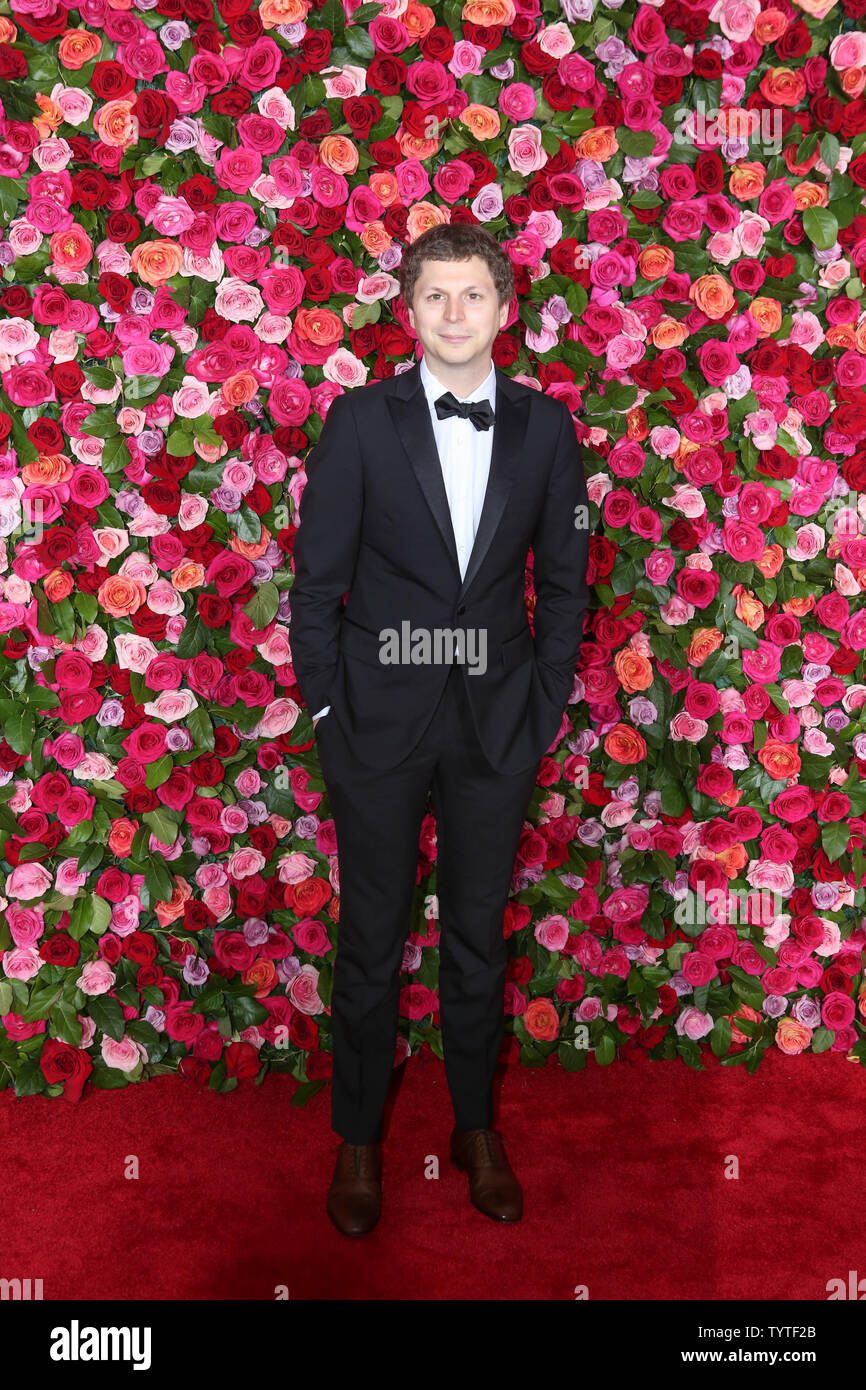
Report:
450,1127,523,1222
326,1141,382,1236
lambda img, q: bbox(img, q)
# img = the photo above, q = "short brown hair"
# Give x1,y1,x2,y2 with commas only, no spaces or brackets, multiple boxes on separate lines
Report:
399,224,514,310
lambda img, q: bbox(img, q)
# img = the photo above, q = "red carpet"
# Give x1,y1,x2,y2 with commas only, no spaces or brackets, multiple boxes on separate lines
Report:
2,1047,862,1301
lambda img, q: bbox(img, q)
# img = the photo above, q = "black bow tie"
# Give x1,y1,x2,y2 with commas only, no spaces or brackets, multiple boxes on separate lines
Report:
434,392,495,431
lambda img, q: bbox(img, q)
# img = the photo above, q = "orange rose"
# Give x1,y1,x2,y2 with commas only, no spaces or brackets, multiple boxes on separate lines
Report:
462,0,516,24
755,542,784,578
33,95,64,136
690,273,735,319
368,170,398,206
783,595,815,617
713,843,749,879
650,316,689,348
523,997,560,1042
43,569,74,603
154,877,191,924
293,305,343,346
220,371,259,407
828,324,858,351
22,453,72,485
57,28,102,68
686,627,723,665
733,587,765,628
318,134,358,175
107,818,139,857
753,7,789,40
258,0,310,26
130,239,183,285
574,126,618,162
726,1002,762,1045
406,200,450,240
171,561,205,591
457,103,501,141
792,180,829,209
402,0,439,39
728,162,766,200
638,244,675,280
747,296,782,336
757,739,801,779
614,649,654,693
775,1016,812,1054
759,66,808,106
93,98,139,149
603,723,647,765
97,574,146,617
230,526,271,559
360,220,392,256
791,0,836,16
243,958,278,997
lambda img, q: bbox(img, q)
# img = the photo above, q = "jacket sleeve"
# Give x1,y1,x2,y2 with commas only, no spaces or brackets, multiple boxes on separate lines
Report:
529,402,591,712
288,392,363,718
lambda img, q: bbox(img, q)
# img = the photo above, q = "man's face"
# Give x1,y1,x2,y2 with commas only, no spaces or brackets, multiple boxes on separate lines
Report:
407,255,509,381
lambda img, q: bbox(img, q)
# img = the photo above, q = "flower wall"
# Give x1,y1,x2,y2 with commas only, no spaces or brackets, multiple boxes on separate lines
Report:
1,0,866,1103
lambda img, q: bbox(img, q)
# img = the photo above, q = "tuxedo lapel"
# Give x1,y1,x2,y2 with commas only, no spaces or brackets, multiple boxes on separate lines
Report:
386,360,531,602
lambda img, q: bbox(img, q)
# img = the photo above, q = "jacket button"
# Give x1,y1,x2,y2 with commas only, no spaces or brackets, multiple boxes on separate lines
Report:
457,605,466,614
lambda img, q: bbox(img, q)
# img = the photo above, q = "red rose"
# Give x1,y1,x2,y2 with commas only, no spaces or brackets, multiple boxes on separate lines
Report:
211,86,253,118
39,1037,93,1103
27,417,63,452
49,362,82,397
198,589,232,628
300,28,333,70
0,45,27,80
225,1041,261,1078
694,152,724,192
39,933,80,967
91,61,135,100
0,286,32,316
178,174,218,209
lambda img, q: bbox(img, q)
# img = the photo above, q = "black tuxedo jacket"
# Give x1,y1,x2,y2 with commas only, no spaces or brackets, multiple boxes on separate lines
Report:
288,358,592,776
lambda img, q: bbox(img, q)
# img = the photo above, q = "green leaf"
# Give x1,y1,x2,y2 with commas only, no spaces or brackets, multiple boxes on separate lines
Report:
226,502,262,545
100,434,131,474
145,854,176,904
243,581,280,629
821,820,850,863
187,703,215,752
594,1032,616,1065
88,992,127,1042
617,127,656,157
344,23,375,59
51,999,83,1047
802,205,838,251
175,611,206,658
290,1078,327,1106
166,430,194,457
123,374,163,401
143,808,179,849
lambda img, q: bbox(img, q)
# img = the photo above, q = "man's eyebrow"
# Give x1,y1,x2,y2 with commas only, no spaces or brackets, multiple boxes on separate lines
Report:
424,285,486,291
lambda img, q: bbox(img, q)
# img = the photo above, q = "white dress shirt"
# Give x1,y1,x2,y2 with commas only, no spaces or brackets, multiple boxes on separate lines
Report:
311,354,497,722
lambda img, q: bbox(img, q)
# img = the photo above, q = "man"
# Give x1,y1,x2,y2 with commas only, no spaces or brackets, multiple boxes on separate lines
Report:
288,223,591,1236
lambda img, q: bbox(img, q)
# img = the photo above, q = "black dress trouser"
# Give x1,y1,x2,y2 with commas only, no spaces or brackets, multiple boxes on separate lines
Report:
315,661,542,1144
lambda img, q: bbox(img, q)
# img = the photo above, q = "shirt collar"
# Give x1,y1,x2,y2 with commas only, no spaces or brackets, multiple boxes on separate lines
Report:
420,354,496,406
